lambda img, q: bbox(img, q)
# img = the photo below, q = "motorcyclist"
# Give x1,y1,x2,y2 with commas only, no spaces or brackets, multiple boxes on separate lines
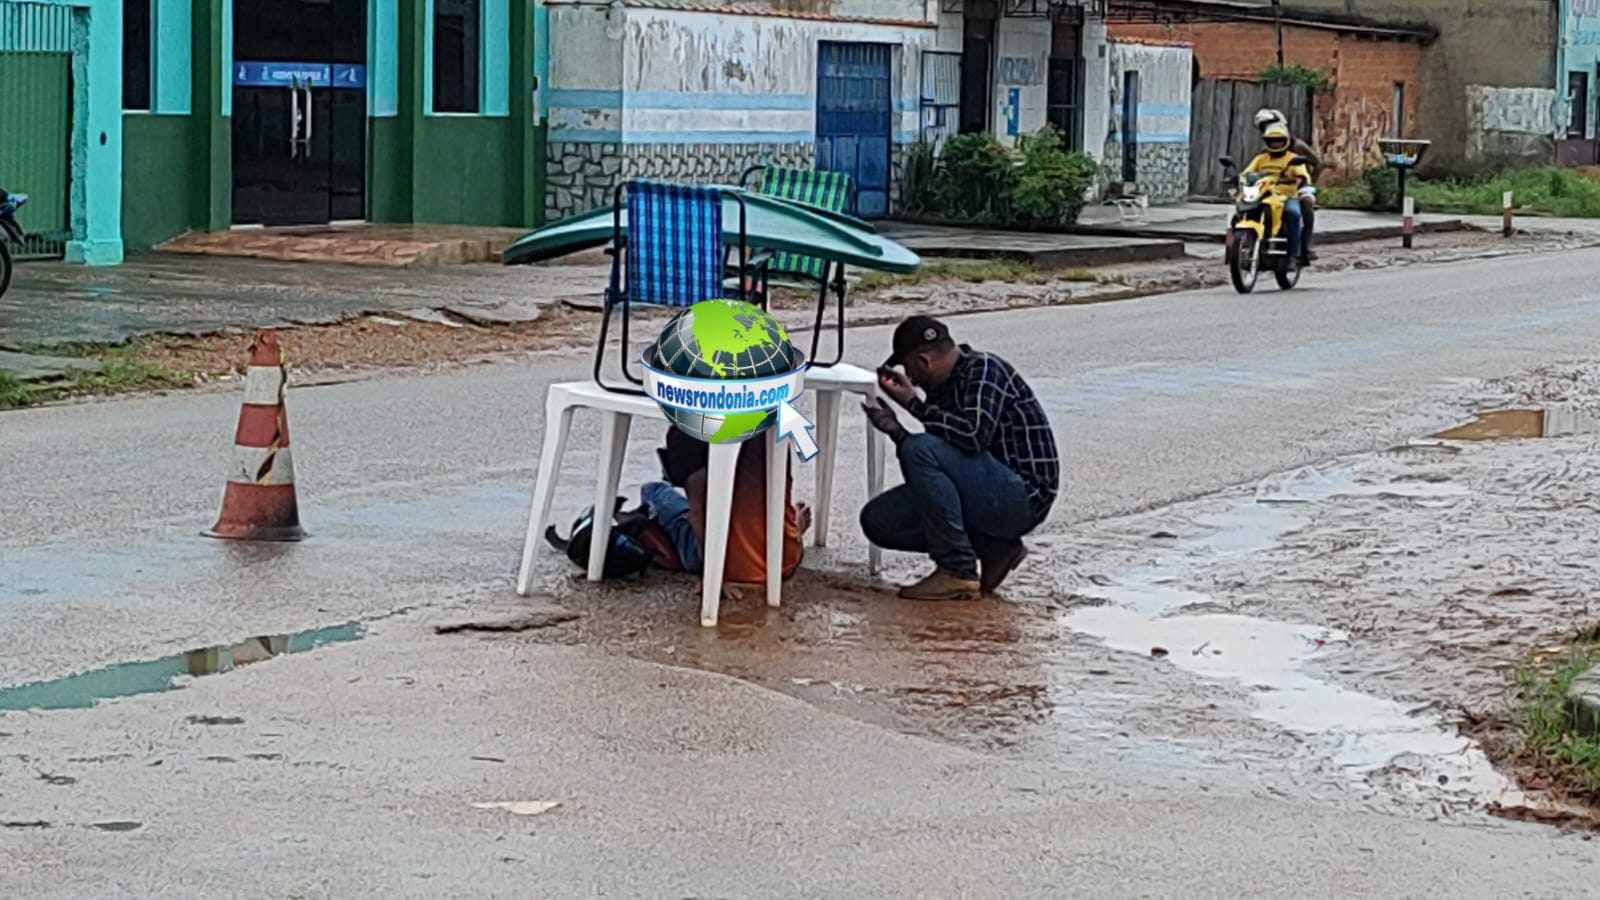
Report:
1253,108,1319,263
1244,122,1312,266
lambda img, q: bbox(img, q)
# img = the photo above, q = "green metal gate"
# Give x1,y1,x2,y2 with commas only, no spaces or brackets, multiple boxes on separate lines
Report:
0,1,74,259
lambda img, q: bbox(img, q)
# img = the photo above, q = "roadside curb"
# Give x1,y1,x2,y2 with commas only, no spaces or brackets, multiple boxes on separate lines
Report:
1067,218,1469,245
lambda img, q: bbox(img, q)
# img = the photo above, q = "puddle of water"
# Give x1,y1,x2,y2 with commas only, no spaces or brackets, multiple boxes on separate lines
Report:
1063,587,1525,806
1061,458,1528,810
1436,404,1600,441
0,622,363,712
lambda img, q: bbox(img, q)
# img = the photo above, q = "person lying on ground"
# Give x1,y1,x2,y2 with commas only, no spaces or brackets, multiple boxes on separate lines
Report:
640,425,810,602
859,315,1059,602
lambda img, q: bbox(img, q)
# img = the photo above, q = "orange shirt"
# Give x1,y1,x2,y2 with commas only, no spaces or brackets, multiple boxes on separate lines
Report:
723,440,804,585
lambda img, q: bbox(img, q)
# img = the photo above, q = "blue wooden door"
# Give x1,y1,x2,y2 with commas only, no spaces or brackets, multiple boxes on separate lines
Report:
817,42,893,219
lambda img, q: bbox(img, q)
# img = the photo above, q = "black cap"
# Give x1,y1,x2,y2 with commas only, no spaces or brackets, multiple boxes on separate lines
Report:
884,315,950,368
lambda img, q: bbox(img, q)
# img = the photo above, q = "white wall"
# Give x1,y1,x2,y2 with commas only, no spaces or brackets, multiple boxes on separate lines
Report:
1107,40,1192,145
1081,20,1110,163
546,1,938,146
992,14,1049,147
1465,84,1559,165
546,4,625,139
621,8,930,143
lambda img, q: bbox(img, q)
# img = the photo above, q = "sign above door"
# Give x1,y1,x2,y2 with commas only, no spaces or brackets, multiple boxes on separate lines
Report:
234,61,367,89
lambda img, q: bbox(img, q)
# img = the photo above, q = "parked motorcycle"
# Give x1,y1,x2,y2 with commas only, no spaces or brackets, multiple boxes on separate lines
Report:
0,188,27,299
1218,156,1309,294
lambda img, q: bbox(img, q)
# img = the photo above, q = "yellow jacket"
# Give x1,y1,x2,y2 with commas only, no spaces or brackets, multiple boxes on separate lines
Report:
1244,151,1311,193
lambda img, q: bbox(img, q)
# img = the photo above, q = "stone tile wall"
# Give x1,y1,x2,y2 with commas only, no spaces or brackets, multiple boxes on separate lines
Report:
1100,138,1190,204
545,142,816,221
1135,143,1190,203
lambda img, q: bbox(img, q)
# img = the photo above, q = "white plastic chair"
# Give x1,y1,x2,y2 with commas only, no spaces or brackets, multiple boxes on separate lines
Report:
515,363,886,626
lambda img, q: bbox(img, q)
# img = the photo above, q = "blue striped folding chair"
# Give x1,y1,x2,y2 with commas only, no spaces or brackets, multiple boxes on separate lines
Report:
594,180,752,394
739,165,856,368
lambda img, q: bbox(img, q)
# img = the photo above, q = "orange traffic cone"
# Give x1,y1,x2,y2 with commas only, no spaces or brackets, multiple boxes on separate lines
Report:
204,328,305,541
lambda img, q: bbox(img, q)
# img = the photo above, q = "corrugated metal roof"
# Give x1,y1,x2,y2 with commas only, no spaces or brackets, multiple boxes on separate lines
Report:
1104,0,1437,41
620,0,934,27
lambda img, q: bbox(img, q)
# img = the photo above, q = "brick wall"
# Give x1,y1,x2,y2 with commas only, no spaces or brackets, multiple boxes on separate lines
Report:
1111,22,1423,182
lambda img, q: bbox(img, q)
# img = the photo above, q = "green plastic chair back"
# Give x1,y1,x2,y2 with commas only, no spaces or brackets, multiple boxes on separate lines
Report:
756,167,854,280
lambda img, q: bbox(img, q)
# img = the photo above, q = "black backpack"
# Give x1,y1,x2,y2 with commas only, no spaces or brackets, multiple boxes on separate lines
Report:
544,496,659,579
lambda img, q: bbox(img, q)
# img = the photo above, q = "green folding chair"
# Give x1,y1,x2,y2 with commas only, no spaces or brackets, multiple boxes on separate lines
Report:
740,165,855,368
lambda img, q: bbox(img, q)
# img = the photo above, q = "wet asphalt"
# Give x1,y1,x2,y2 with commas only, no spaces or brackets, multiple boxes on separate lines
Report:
7,249,1600,895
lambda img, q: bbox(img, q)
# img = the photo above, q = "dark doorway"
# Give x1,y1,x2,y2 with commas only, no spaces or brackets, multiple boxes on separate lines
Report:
1121,70,1140,183
232,0,367,226
1046,19,1082,150
959,15,994,134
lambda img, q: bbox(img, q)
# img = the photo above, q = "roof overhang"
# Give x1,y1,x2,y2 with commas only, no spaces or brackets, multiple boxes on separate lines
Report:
947,0,1436,43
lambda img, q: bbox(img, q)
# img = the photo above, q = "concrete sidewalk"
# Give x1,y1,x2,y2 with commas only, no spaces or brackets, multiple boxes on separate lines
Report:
880,221,1187,268
0,253,604,352
1074,200,1467,243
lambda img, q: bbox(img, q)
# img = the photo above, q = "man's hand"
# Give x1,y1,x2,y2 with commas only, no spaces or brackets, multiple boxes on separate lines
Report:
861,397,906,442
877,367,917,407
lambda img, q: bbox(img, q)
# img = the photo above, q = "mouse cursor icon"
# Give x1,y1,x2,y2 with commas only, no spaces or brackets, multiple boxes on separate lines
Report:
775,399,819,462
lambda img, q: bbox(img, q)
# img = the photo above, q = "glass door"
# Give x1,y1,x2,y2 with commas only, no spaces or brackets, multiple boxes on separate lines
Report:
232,0,367,226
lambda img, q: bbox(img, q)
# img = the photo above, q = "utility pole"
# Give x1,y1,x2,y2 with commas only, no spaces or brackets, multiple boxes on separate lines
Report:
1272,0,1285,67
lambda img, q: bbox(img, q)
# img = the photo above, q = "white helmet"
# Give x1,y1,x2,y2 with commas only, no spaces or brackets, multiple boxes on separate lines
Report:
1254,108,1286,131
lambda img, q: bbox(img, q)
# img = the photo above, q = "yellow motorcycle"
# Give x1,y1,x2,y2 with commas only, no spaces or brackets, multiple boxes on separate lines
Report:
1218,156,1309,294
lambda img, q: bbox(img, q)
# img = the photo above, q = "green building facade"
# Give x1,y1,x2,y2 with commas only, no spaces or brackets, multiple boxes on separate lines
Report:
1,0,125,264
120,0,546,252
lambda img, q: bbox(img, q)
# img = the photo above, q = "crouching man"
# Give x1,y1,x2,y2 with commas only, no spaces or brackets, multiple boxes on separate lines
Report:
859,316,1060,601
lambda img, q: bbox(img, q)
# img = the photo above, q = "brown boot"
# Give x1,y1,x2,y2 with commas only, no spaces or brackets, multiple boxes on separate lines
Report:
898,569,981,601
980,542,1028,596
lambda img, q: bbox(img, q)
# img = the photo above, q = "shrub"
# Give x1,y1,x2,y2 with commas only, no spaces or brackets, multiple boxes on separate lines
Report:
905,128,1099,227
1361,164,1400,211
1259,63,1332,92
926,132,1018,222
898,141,937,217
1012,128,1098,227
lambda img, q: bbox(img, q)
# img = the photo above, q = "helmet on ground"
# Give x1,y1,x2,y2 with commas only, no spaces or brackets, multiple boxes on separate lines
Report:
1263,122,1291,152
1254,108,1286,131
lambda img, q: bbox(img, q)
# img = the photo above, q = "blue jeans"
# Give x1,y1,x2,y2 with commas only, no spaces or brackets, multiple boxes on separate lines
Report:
859,433,1037,580
1282,198,1303,259
642,481,703,574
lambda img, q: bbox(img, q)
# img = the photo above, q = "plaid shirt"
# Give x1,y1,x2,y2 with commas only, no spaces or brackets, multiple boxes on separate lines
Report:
908,346,1060,521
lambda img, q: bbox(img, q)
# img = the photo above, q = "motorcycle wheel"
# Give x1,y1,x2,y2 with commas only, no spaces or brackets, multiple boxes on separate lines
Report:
1228,230,1259,294
1273,255,1300,290
0,240,11,299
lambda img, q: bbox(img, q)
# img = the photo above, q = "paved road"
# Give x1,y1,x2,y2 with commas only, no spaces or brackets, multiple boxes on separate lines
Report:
7,250,1600,896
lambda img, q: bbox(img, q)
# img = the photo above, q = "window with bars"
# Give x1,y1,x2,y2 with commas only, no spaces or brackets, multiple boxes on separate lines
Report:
1046,21,1082,149
920,51,961,148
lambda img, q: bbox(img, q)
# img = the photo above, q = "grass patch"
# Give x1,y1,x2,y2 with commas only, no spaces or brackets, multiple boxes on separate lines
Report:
0,343,192,410
60,353,188,397
856,258,1040,290
855,258,1116,291
0,371,31,410
1510,637,1600,798
1323,166,1600,218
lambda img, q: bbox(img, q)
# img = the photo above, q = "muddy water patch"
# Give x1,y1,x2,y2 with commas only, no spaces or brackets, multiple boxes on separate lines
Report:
538,571,1225,780
1055,464,1533,811
1062,585,1523,808
1435,404,1600,442
0,622,363,712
